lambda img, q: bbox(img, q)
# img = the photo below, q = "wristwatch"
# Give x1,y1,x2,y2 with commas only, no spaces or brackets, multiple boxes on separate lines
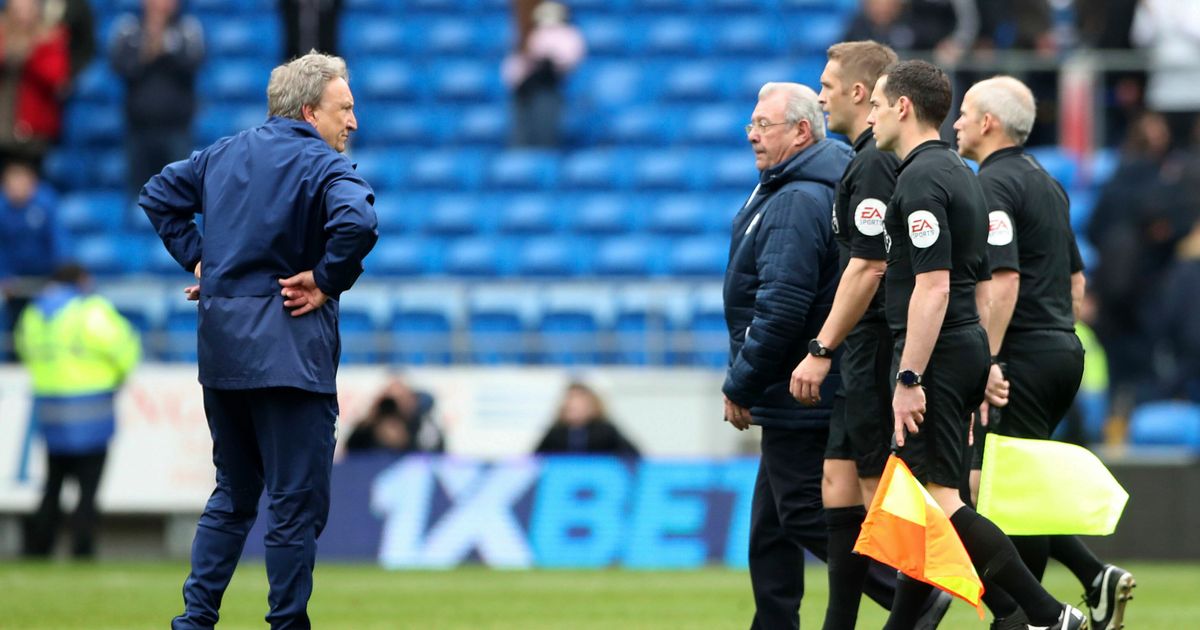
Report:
808,338,833,358
896,369,923,387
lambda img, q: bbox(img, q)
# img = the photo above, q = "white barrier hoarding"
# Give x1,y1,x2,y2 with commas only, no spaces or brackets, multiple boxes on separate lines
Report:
0,365,743,512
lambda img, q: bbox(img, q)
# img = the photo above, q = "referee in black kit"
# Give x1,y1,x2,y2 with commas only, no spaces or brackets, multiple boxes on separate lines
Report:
867,61,1085,630
955,75,1134,630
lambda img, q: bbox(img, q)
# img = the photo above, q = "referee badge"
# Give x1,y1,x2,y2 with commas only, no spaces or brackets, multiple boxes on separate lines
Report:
907,210,940,248
987,210,1014,246
854,198,887,236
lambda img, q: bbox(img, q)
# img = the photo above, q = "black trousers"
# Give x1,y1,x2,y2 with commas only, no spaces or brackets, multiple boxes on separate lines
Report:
24,449,108,558
749,427,895,630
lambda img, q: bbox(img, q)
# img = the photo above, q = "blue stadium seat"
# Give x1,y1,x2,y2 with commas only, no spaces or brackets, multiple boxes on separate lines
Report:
457,106,508,146
685,285,728,367
539,287,614,365
514,236,586,276
612,308,670,365
631,150,703,190
43,151,90,190
63,104,123,148
342,16,407,56
714,17,785,56
605,105,685,146
369,196,413,235
148,241,191,276
633,0,697,11
355,106,430,147
1128,401,1200,450
424,195,487,236
207,15,280,59
93,149,128,190
59,192,128,234
199,61,275,103
593,236,667,276
1069,188,1096,234
646,194,709,235
163,307,199,362
444,237,511,276
662,63,725,102
392,309,454,365
356,59,419,102
712,0,778,10
570,194,637,235
467,288,538,364
194,105,264,146
405,149,488,190
191,0,272,12
687,105,745,146
738,58,826,101
668,236,728,276
783,11,846,54
74,234,136,276
488,149,560,190
497,195,559,235
73,64,123,104
418,17,509,56
352,149,407,192
711,149,757,190
561,150,631,190
572,62,653,107
369,236,442,276
429,59,502,102
338,308,379,364
576,15,627,56
642,18,708,56
1027,146,1079,189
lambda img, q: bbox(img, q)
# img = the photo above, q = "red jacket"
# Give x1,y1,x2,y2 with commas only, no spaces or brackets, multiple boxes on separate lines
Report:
2,26,70,142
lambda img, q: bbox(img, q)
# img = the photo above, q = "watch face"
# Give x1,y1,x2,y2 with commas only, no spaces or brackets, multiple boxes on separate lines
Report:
898,370,920,386
808,339,825,357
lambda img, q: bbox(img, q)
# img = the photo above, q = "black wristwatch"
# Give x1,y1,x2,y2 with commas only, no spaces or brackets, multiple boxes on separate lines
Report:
896,369,923,387
808,338,833,358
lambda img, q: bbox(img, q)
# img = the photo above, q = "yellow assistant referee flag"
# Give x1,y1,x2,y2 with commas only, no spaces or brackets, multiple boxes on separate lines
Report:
978,434,1129,536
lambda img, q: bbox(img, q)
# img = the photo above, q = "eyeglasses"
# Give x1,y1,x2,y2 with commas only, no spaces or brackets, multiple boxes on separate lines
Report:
745,119,793,135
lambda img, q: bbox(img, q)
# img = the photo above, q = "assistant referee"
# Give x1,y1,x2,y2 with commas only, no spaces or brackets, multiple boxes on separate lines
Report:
955,75,1135,630
867,61,1084,630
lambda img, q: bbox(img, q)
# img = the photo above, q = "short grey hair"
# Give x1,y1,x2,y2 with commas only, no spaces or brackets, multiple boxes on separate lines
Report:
968,76,1036,145
758,82,826,141
267,51,349,120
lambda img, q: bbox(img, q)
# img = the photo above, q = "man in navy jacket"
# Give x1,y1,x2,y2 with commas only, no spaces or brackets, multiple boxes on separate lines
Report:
142,52,377,629
723,81,860,629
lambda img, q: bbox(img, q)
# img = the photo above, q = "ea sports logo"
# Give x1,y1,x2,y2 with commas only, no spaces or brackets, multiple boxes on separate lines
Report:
908,210,940,248
854,198,886,236
988,210,1014,246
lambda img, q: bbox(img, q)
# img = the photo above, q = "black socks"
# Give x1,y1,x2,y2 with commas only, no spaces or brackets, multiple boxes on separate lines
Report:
949,506,1062,626
1011,535,1051,581
822,505,869,630
1050,535,1106,589
882,573,934,630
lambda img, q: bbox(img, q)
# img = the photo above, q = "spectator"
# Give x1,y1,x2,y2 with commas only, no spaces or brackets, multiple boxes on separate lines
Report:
1158,220,1200,402
502,1,585,148
346,377,444,454
0,158,65,361
843,0,916,52
1076,0,1143,144
1132,0,1200,147
44,0,97,85
108,0,204,201
534,382,639,456
15,263,140,558
911,0,979,64
0,0,69,164
279,0,343,60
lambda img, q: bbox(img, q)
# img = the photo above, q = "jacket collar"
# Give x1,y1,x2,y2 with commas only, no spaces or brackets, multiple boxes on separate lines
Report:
758,144,810,189
852,127,875,153
979,145,1024,171
896,139,950,175
266,116,325,141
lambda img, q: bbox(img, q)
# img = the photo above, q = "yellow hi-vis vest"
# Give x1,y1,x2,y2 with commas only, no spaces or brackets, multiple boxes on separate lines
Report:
15,291,140,453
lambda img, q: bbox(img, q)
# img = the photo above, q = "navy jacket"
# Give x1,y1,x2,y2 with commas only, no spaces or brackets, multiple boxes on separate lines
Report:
722,139,851,429
141,116,378,393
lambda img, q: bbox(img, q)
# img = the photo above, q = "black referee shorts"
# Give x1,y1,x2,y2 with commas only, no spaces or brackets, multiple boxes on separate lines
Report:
825,320,893,478
894,324,989,488
971,329,1085,469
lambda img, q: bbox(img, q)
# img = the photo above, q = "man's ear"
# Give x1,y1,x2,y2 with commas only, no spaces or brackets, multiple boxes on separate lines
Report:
897,96,910,122
982,112,999,136
852,83,868,105
301,103,317,125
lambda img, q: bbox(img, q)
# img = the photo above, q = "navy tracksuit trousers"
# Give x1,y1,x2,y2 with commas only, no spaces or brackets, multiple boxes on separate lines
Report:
173,387,337,630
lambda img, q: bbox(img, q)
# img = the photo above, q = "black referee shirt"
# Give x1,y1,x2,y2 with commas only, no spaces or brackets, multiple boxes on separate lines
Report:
979,146,1085,333
832,128,900,324
884,140,990,333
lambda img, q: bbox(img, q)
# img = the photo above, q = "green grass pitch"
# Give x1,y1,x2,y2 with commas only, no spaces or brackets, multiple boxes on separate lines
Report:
1,561,1195,628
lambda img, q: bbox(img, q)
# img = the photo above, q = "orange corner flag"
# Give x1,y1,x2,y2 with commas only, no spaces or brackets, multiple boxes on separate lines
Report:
853,454,986,619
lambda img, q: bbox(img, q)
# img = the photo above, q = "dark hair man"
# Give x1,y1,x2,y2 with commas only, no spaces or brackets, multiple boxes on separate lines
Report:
955,75,1135,630
868,60,1085,630
141,51,378,628
791,40,928,630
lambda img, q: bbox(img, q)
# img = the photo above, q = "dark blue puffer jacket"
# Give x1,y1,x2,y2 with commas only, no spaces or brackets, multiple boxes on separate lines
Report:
722,139,852,429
